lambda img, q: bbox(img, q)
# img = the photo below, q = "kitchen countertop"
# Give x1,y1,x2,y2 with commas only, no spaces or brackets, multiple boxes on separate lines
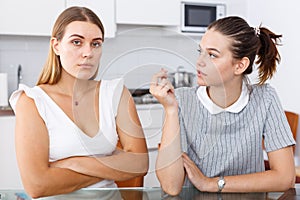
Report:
0,104,163,115
136,103,163,110
0,105,161,115
0,107,14,116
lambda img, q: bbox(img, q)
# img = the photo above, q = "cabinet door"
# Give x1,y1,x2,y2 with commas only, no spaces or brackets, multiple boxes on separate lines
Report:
0,0,65,36
0,116,23,189
136,105,163,187
116,0,180,26
66,0,116,38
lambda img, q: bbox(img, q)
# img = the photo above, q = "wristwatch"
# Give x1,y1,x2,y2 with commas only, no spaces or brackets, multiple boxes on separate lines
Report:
217,176,226,192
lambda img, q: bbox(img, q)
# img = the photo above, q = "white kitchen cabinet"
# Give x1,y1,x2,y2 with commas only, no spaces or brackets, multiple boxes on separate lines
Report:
0,116,23,189
136,104,164,187
116,0,180,26
0,0,65,36
66,0,116,38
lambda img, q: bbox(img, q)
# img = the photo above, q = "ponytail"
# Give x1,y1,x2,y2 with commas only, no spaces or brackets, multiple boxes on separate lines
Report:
256,28,282,84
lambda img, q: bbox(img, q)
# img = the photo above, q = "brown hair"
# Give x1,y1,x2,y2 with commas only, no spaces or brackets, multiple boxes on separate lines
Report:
37,6,105,85
208,16,282,84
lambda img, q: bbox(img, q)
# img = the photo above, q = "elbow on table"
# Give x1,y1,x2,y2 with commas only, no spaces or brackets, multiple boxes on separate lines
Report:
284,175,296,191
22,175,58,199
279,175,295,191
23,182,49,199
161,183,183,196
158,176,183,196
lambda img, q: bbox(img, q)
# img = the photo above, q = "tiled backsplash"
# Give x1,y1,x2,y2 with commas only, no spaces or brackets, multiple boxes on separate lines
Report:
0,35,49,96
0,26,200,97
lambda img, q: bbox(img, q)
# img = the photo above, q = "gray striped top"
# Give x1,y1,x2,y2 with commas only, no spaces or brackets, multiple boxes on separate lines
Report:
175,84,295,186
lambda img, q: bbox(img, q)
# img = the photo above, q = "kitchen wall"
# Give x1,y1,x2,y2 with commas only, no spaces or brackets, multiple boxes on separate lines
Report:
0,35,49,96
99,25,199,89
0,30,199,95
0,0,247,96
246,0,300,162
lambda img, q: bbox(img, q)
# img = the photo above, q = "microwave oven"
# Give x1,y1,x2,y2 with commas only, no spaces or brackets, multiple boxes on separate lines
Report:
181,2,226,33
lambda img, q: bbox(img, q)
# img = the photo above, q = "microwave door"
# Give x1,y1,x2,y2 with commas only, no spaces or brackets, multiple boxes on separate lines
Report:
181,3,218,33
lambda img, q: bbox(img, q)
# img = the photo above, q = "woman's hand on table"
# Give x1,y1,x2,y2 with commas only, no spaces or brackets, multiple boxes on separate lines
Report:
182,153,216,192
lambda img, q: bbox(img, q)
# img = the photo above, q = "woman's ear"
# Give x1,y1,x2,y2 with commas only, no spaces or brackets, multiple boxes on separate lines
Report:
234,57,250,75
51,37,60,56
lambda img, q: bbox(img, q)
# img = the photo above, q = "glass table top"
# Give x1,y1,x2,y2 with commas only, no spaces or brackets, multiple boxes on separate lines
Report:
0,186,299,200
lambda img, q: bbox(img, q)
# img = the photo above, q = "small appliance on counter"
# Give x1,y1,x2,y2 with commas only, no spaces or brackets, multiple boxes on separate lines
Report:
129,66,196,105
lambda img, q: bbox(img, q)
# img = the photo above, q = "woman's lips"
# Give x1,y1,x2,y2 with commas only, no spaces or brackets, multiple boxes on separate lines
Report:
197,70,207,77
78,64,93,69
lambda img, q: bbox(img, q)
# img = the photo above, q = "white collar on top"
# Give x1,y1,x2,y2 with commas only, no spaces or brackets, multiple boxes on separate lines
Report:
196,81,250,114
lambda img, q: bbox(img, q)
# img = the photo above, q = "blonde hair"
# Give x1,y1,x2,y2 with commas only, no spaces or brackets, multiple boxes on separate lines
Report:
37,6,104,85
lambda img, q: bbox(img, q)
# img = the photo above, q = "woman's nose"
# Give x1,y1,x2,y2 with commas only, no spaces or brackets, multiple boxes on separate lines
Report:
197,54,206,67
82,45,93,58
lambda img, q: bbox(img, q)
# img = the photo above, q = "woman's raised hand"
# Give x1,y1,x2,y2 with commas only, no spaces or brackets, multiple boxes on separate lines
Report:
150,69,178,110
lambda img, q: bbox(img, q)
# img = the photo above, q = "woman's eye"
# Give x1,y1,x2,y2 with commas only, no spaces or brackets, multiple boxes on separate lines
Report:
209,53,217,58
197,49,205,55
92,41,102,48
72,40,81,46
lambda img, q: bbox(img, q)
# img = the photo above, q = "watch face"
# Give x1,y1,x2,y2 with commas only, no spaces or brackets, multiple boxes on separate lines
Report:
219,180,225,185
218,178,225,191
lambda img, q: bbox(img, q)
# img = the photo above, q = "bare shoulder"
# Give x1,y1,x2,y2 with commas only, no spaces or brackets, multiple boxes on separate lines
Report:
16,91,35,111
118,86,134,108
15,89,43,123
121,85,131,98
117,85,138,117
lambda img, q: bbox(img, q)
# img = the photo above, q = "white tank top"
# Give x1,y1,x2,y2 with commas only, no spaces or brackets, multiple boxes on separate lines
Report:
9,78,124,188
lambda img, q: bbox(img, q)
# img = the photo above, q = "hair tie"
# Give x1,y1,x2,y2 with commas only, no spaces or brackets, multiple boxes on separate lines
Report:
254,27,260,37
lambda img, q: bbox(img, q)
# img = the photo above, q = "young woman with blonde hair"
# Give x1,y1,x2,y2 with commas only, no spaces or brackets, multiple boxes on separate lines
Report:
10,6,148,198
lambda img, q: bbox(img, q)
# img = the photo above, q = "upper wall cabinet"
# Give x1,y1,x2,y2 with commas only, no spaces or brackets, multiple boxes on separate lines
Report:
0,0,65,36
116,0,180,26
66,0,116,38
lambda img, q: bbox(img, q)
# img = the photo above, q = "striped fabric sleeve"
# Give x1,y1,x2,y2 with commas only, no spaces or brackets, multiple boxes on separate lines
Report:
263,85,296,152
178,107,188,153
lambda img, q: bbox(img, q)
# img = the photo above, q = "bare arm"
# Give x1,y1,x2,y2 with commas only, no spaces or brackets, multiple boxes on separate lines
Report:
51,87,149,181
222,147,295,192
156,108,185,195
183,146,295,192
15,93,102,198
149,69,185,196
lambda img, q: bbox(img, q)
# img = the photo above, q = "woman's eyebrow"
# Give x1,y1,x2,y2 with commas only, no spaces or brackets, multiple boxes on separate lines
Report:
68,34,103,41
69,34,84,39
207,47,221,53
198,45,220,53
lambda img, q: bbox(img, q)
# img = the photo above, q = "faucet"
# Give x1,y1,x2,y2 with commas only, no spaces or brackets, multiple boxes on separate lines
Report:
17,64,22,86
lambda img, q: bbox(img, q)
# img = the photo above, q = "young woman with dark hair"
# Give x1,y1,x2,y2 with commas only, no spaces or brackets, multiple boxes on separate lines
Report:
150,16,295,195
